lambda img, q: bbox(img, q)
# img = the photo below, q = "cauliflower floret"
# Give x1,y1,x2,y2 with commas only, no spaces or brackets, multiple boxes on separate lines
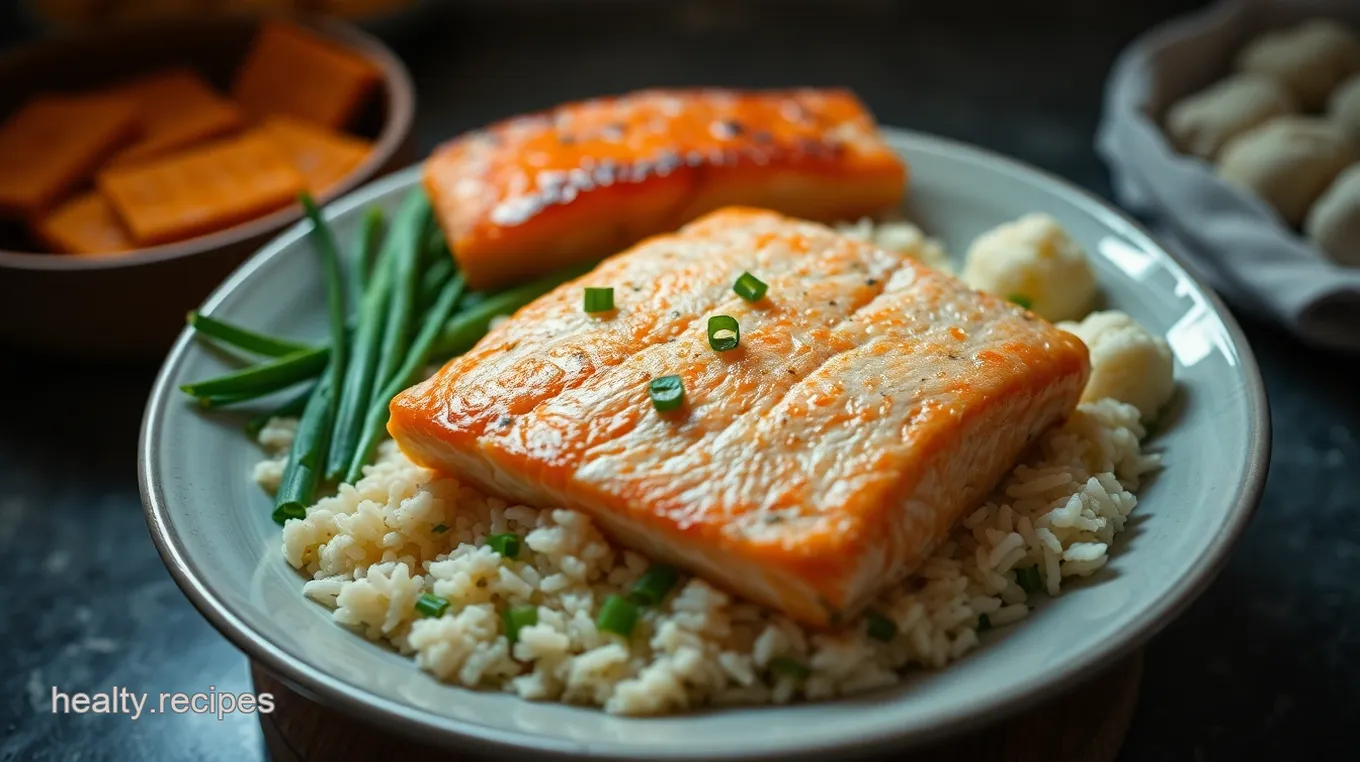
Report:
1058,311,1174,420
835,219,954,274
961,213,1096,322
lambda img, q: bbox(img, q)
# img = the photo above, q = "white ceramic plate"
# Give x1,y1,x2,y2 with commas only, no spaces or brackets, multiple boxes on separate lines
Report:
139,129,1270,761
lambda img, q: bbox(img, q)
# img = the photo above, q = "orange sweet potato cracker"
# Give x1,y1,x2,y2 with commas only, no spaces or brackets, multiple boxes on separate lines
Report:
0,93,139,218
107,67,245,168
98,130,305,245
232,21,381,130
261,114,371,195
31,191,133,254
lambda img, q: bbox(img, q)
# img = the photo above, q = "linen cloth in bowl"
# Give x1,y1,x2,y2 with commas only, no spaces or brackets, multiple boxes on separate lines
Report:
1098,0,1360,351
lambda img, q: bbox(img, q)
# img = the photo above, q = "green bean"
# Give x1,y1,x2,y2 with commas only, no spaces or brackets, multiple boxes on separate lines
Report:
276,195,349,524
300,193,349,404
351,207,384,309
244,385,315,437
457,291,489,310
418,256,455,310
300,193,348,476
187,312,312,357
424,224,449,264
325,255,394,479
182,208,432,414
430,297,511,359
180,347,328,399
185,256,589,406
324,196,430,479
273,374,334,524
195,392,259,411
346,274,467,482
372,191,432,398
430,262,594,359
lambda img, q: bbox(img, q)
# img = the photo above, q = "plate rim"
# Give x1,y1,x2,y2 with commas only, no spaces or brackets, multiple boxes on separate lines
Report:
138,127,1271,761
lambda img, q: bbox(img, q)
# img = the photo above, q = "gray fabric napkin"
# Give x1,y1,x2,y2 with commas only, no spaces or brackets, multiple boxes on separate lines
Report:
1097,0,1360,351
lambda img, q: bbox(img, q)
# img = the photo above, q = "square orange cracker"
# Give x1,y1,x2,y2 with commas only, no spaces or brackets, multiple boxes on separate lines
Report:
98,130,305,246
262,114,371,195
232,20,381,129
31,190,133,255
0,93,139,218
107,67,245,168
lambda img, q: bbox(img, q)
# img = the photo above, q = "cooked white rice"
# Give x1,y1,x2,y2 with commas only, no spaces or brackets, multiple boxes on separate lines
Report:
267,397,1158,716
264,215,1169,715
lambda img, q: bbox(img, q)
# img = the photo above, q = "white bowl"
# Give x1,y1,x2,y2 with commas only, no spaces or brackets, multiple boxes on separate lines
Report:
139,129,1270,761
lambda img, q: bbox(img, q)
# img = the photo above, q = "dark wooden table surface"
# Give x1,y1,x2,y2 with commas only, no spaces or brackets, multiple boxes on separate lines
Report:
3,1,1358,760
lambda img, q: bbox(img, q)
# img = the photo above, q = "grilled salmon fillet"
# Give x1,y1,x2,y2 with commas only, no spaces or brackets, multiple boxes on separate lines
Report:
389,208,1089,628
423,88,906,291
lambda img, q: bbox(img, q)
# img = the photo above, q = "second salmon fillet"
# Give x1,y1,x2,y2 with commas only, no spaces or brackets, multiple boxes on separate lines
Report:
389,208,1089,628
423,88,906,290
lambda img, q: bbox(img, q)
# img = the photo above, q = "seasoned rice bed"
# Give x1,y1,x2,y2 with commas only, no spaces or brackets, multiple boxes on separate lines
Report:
267,397,1157,716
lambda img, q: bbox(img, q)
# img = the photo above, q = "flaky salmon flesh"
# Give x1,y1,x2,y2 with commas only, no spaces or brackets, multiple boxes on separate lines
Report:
423,88,906,290
389,208,1090,628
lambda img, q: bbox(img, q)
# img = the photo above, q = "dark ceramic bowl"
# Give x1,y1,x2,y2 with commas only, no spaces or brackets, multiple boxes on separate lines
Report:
0,14,416,357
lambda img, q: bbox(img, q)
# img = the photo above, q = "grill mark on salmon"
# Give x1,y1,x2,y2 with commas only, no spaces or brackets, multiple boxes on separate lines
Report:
423,88,906,290
389,208,1089,628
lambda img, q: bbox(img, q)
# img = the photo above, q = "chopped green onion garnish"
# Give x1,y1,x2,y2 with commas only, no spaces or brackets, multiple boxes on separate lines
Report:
596,594,639,637
707,315,740,352
584,287,614,313
649,375,685,412
1008,294,1032,310
487,532,521,558
768,657,810,680
503,605,538,644
733,272,768,302
977,613,992,632
865,611,897,642
628,564,679,607
1016,565,1042,595
415,593,450,618
432,524,448,534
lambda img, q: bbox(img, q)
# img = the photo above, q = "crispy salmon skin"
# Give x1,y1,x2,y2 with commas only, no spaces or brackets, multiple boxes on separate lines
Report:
389,208,1088,628
423,88,906,290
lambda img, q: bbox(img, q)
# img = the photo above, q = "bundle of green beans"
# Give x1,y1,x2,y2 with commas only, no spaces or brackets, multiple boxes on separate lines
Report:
180,190,590,524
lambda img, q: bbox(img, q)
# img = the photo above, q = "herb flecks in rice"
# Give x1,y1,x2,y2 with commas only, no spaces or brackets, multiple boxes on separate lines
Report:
266,398,1157,716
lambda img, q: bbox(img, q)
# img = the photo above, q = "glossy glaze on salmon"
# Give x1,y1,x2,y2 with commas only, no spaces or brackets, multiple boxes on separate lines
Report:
423,88,906,290
389,208,1089,628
